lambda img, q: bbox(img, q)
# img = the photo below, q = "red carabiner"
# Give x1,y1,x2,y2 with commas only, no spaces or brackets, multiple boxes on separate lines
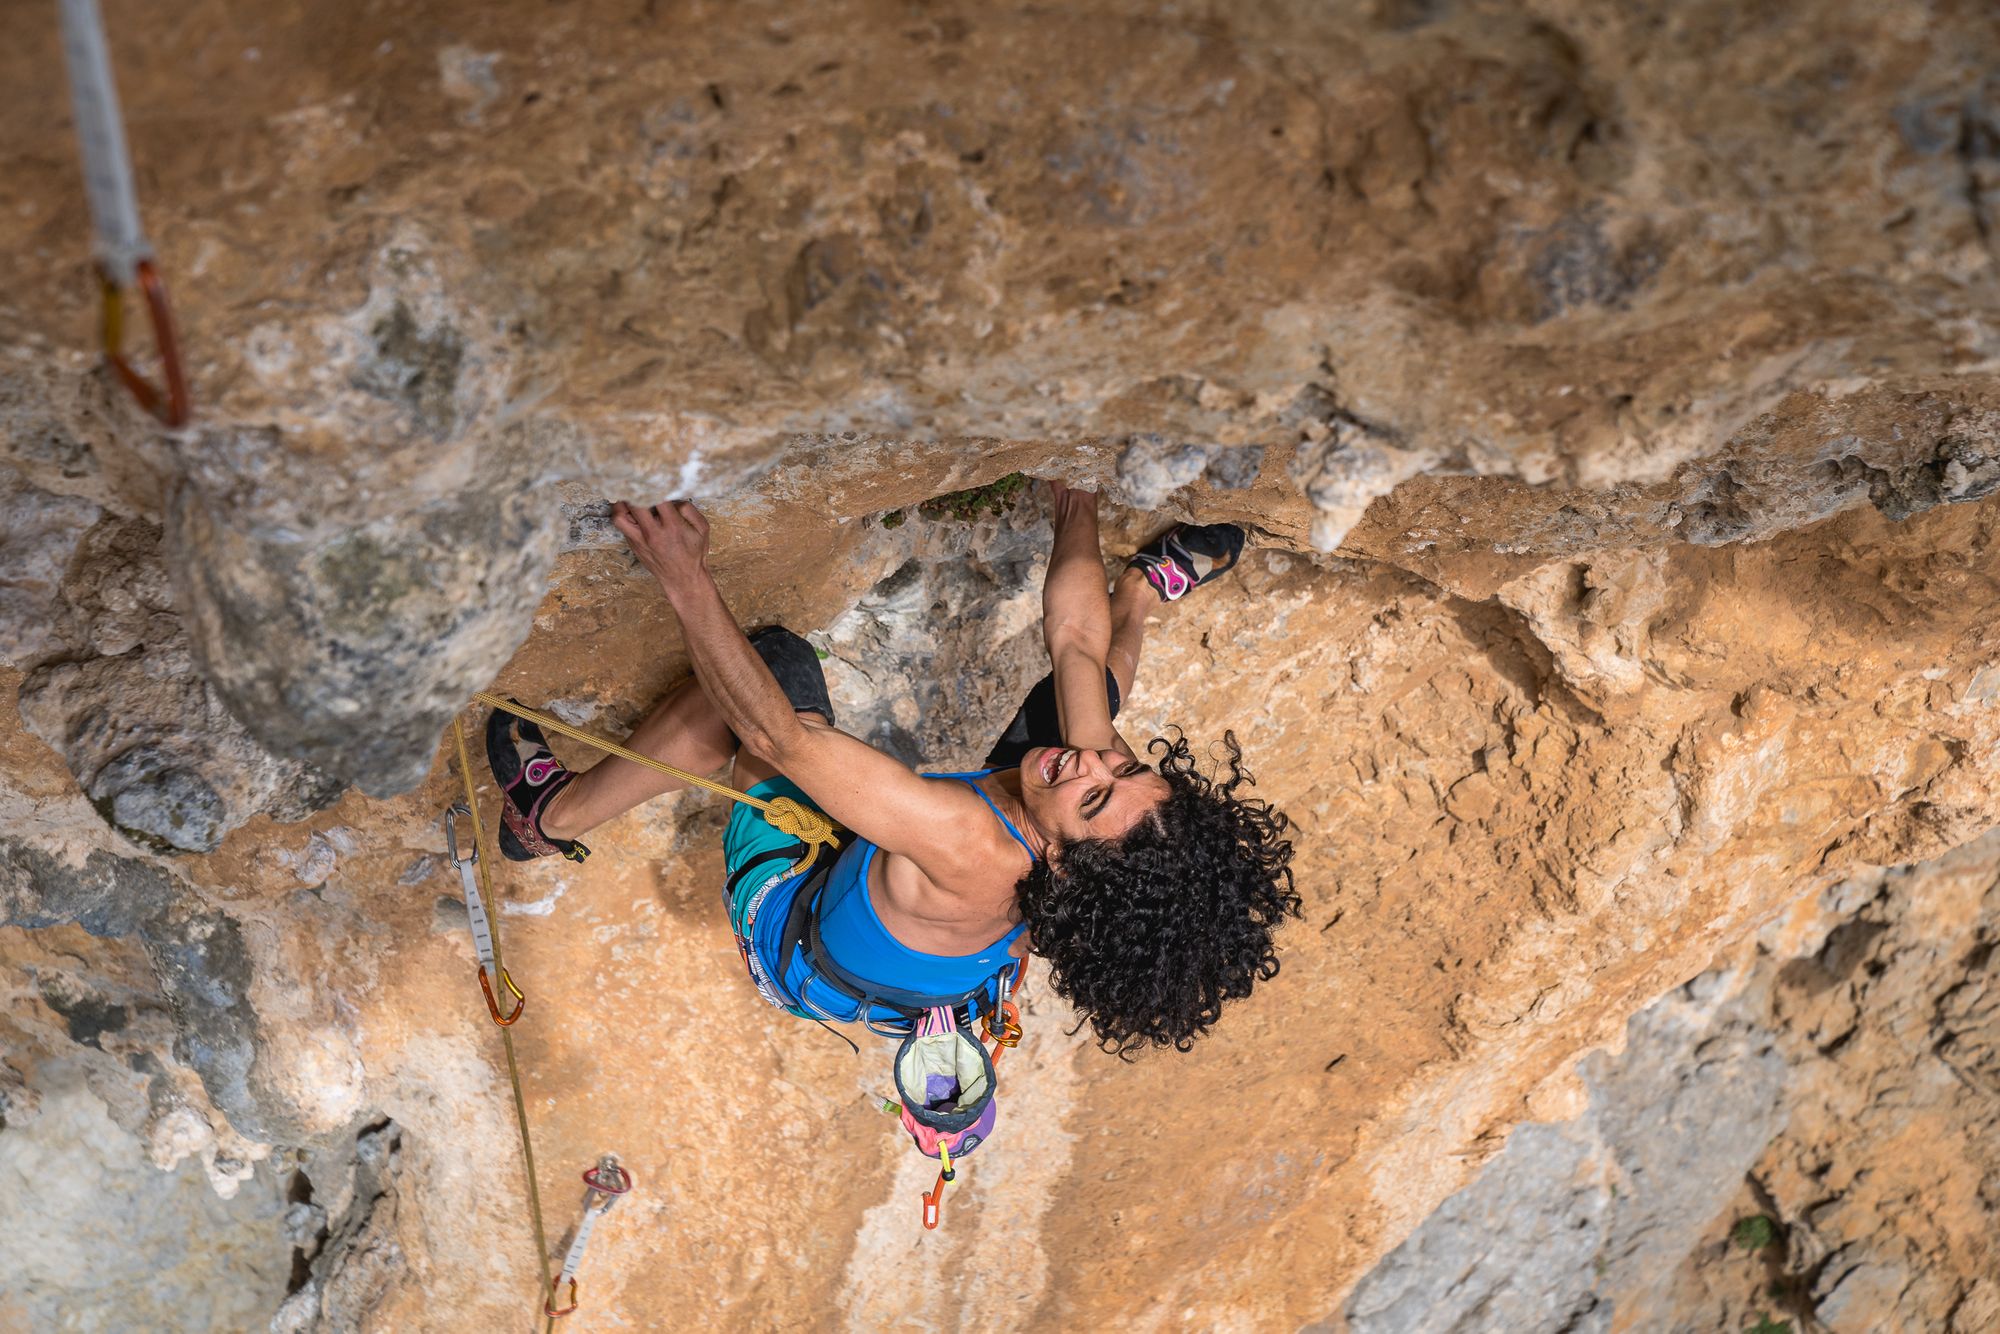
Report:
545,1276,579,1318
98,258,189,427
583,1163,632,1196
478,965,525,1026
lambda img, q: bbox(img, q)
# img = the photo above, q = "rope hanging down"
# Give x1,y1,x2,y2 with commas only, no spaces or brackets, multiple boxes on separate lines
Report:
442,690,850,1320
55,0,190,425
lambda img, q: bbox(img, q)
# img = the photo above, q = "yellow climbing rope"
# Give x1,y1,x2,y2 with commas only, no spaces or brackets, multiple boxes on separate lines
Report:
473,691,842,856
448,717,561,1333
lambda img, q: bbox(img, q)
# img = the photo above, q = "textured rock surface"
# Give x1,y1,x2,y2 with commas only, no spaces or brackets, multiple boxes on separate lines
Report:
0,0,1997,1329
1346,828,2000,1334
6,0,2000,800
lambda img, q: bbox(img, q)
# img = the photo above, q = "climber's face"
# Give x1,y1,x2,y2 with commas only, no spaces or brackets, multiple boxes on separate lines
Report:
1022,745,1171,846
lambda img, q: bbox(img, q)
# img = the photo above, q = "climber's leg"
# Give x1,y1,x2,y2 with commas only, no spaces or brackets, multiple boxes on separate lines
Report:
535,676,738,841
1107,564,1153,704
543,625,834,840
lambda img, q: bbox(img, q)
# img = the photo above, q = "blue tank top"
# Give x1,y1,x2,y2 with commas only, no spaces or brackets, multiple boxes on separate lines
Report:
763,770,1033,1023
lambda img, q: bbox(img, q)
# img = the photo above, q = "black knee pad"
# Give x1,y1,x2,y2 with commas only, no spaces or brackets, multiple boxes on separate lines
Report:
748,626,837,727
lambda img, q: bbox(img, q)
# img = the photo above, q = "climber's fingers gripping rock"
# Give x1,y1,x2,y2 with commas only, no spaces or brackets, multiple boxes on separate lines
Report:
1041,477,1099,533
613,499,710,592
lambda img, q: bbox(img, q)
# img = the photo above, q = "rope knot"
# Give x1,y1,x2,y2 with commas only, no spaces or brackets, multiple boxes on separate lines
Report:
762,796,840,850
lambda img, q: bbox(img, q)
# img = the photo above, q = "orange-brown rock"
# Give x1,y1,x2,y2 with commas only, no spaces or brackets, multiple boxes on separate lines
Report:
1,0,1998,1329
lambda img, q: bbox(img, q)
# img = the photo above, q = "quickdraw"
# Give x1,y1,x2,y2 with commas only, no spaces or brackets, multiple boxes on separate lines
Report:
443,803,525,1026
546,1156,634,1319
56,0,190,426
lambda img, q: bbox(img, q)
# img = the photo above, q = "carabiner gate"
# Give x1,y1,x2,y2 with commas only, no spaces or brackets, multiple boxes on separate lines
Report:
583,1159,633,1197
443,801,475,868
98,259,189,427
478,964,525,1027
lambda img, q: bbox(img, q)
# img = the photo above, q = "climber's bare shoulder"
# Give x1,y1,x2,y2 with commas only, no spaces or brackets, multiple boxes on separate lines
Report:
753,716,1025,907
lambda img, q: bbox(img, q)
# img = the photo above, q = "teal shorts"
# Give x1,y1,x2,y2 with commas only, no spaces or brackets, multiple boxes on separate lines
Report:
723,776,825,1015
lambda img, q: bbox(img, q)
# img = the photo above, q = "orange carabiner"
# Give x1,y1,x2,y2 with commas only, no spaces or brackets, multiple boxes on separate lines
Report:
982,999,1022,1051
922,1167,947,1230
98,258,189,427
478,965,525,1026
544,1276,579,1318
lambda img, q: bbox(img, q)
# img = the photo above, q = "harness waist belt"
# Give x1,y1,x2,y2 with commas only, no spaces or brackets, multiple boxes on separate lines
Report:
776,860,1000,1019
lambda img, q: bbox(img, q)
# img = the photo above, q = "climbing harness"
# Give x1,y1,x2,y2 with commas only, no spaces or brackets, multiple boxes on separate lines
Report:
443,803,524,1025
545,1156,633,1319
55,0,190,426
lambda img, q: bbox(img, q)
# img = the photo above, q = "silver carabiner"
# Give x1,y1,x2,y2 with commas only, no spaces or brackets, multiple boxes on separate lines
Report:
443,802,476,868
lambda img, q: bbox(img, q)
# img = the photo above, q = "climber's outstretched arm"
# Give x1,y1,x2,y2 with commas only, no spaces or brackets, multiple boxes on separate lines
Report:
1041,482,1135,760
614,500,1009,887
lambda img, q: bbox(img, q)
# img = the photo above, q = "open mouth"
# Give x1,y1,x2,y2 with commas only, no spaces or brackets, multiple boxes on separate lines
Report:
1040,747,1075,784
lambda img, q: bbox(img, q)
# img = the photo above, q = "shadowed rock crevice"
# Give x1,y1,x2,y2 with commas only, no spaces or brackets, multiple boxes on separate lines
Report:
0,838,297,1142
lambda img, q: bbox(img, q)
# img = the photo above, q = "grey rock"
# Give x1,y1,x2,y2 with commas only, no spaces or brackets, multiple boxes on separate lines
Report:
1288,406,1433,553
1524,210,1662,323
282,1201,330,1250
11,514,342,852
1205,445,1266,490
0,1060,292,1333
1817,1257,1911,1332
1343,1119,1613,1333
272,1120,407,1334
818,508,1049,769
19,645,338,855
1116,436,1216,510
0,837,180,936
0,836,300,1142
1343,977,1788,1333
171,471,561,797
397,854,439,886
0,465,100,665
293,833,340,886
91,745,229,855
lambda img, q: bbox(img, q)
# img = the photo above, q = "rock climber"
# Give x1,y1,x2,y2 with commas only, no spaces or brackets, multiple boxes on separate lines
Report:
485,482,1300,1054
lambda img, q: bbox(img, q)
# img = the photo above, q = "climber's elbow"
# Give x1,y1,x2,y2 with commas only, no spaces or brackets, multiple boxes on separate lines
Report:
742,713,811,768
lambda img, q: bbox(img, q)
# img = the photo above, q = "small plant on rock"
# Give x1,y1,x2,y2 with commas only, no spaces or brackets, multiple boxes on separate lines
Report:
1731,1214,1780,1253
1746,1315,1792,1334
918,472,1030,522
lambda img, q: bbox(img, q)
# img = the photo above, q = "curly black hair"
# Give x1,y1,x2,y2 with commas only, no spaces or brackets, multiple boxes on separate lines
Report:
1014,729,1300,1056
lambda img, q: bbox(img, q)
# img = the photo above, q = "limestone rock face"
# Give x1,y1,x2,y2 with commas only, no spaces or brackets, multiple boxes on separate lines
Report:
6,0,2000,803
1346,829,2000,1334
0,0,1998,1329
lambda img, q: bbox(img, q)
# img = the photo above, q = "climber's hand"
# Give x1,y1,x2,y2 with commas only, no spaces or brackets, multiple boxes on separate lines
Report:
613,499,710,593
1043,478,1099,533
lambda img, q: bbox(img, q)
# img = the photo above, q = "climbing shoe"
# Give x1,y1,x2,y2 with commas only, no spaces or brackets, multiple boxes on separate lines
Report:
749,626,837,725
1129,522,1246,602
485,702,591,864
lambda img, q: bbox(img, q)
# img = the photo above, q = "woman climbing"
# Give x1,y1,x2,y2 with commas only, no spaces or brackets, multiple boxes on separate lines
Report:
486,482,1299,1054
